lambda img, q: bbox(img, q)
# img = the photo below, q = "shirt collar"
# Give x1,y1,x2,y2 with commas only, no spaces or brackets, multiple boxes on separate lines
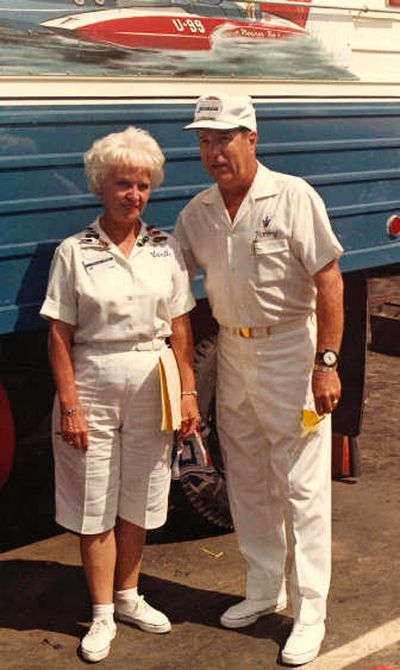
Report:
201,162,278,205
250,162,279,200
93,216,147,244
92,216,111,245
89,217,148,262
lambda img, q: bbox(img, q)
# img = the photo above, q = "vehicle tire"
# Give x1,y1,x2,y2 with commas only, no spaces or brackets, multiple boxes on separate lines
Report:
0,383,15,489
177,335,233,530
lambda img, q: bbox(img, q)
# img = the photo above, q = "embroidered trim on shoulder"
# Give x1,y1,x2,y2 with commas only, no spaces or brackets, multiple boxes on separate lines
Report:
79,225,111,250
137,224,169,248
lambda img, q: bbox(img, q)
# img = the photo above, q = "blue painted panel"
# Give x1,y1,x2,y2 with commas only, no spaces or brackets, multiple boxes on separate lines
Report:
0,101,399,334
259,146,400,178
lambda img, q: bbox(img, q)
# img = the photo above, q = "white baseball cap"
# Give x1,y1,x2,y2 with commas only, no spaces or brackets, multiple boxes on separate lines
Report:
185,94,257,132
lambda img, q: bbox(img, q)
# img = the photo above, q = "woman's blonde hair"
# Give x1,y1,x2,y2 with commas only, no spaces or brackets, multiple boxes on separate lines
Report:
84,126,165,197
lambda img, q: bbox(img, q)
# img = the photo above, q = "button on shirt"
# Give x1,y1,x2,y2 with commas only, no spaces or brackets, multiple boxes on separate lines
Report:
174,163,343,327
40,218,195,343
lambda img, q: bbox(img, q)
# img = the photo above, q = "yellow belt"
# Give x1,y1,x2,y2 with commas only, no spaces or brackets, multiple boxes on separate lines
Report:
220,326,273,338
220,318,310,339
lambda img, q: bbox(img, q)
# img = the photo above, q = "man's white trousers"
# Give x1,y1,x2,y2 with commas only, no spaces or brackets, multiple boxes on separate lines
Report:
216,317,331,625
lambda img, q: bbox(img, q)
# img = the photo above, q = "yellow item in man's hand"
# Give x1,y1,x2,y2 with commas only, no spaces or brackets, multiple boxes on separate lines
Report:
301,409,326,437
158,347,182,432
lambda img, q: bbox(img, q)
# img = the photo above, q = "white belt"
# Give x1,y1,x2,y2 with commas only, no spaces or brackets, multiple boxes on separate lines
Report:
220,318,309,339
75,338,166,352
133,339,166,351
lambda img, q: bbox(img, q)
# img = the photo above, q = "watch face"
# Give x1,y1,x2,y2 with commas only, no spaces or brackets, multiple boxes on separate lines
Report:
322,350,338,366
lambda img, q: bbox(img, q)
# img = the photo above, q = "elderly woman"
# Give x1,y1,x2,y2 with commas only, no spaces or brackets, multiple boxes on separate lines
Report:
40,126,199,663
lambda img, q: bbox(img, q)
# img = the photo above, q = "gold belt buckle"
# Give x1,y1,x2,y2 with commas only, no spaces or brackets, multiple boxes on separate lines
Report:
239,327,252,338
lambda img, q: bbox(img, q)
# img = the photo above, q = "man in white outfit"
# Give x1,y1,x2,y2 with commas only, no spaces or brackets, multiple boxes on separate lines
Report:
174,93,344,665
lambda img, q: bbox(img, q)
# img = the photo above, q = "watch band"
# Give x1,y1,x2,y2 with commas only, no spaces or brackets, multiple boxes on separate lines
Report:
313,363,337,373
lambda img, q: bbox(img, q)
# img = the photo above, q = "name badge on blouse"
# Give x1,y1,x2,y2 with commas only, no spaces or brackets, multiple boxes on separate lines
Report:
83,256,116,273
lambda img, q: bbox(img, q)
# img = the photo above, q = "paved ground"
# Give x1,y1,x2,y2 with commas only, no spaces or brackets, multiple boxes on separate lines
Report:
0,278,399,670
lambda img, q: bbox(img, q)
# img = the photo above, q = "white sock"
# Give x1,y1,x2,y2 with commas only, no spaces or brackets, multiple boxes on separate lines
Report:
92,603,114,622
114,587,139,603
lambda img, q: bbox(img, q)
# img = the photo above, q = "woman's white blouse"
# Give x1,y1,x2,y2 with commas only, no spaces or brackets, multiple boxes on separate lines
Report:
40,218,195,343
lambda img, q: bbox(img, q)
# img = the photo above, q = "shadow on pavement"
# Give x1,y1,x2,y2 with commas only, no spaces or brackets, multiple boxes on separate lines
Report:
0,558,292,648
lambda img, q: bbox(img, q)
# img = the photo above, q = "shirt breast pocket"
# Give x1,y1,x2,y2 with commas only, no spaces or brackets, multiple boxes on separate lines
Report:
253,238,290,283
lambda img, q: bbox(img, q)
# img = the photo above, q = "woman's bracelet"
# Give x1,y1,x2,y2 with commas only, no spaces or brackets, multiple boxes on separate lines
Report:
181,390,198,397
61,406,81,416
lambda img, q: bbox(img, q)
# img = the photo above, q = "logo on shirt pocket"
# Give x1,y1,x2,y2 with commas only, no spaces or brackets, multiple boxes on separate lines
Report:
252,238,290,283
252,237,289,256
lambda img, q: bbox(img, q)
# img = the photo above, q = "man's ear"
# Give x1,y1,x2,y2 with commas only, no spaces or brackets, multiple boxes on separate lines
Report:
249,131,258,153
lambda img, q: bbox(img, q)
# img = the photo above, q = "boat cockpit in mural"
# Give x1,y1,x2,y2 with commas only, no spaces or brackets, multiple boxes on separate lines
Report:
0,0,398,79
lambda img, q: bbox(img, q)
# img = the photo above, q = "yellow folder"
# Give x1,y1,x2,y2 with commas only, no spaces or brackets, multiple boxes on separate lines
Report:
300,409,327,437
158,347,182,432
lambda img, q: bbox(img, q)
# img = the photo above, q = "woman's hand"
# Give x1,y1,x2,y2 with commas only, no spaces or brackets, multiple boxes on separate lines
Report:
48,320,89,450
180,394,200,437
169,313,200,438
60,408,89,451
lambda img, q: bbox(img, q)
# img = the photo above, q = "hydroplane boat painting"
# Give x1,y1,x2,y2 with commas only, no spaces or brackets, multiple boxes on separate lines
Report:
0,1,116,32
40,2,309,52
0,0,399,80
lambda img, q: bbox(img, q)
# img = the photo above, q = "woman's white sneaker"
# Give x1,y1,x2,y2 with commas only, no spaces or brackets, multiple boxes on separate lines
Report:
80,618,117,663
220,598,287,629
115,594,171,634
281,622,325,666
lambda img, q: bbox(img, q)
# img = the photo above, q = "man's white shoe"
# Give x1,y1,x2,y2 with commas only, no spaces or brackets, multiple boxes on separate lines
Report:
80,618,117,663
115,594,171,634
281,622,325,666
220,598,287,629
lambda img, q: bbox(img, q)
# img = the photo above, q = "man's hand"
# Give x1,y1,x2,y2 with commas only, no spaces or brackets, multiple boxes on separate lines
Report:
312,369,341,416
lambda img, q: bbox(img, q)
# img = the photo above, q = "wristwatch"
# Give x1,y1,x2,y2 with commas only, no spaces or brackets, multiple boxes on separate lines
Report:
315,350,338,368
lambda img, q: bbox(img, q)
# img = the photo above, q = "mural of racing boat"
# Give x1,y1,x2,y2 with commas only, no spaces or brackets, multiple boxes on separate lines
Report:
0,1,398,80
0,0,117,32
41,1,311,51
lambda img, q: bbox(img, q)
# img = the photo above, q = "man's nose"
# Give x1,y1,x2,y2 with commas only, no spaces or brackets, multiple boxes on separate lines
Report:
208,141,224,157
